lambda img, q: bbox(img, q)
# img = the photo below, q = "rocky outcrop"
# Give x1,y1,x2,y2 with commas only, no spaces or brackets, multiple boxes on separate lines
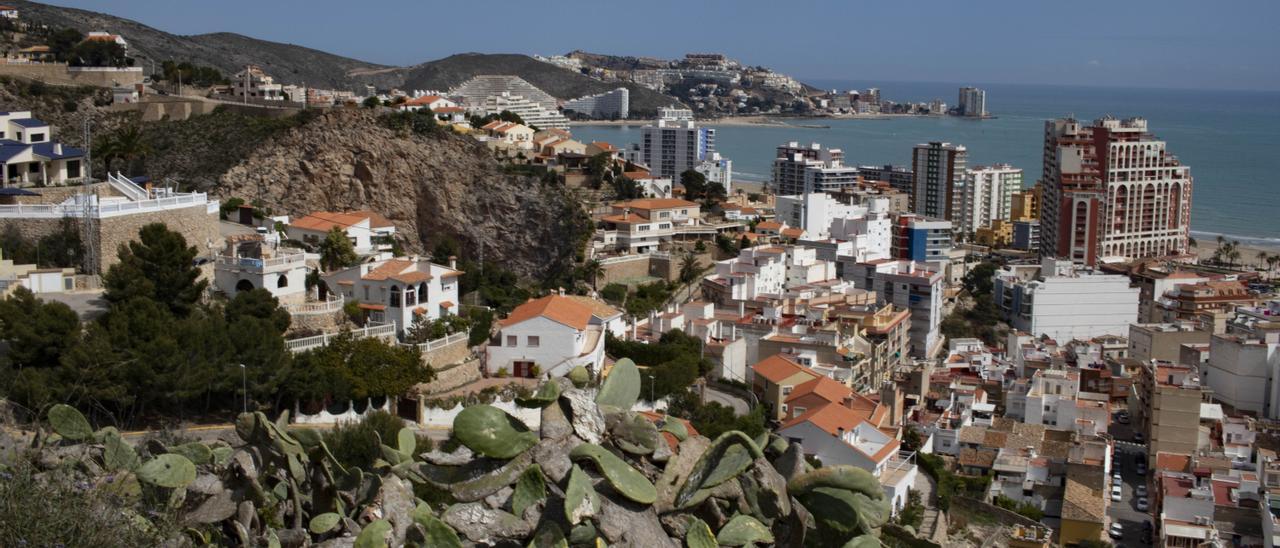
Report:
217,109,591,281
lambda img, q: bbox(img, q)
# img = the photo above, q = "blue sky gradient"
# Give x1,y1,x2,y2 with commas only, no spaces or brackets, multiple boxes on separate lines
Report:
45,0,1280,91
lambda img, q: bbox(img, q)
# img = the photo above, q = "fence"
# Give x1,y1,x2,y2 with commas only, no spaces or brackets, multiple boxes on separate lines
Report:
284,323,396,353
0,192,210,219
284,294,344,316
215,252,307,272
399,331,469,352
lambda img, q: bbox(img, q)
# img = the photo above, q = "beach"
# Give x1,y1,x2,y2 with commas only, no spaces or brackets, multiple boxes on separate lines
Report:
570,113,930,128
1192,238,1280,275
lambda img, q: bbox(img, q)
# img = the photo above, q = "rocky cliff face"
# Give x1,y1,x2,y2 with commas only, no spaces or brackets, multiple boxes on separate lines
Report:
217,110,590,281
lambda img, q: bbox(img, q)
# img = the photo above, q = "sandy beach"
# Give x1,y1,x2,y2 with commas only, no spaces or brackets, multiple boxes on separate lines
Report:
570,113,933,128
1191,238,1280,276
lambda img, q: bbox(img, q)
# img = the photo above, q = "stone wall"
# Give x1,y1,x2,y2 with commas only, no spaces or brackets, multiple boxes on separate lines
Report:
598,256,651,286
285,309,345,338
97,204,219,272
139,98,219,122
0,63,144,88
420,337,471,369
417,358,482,396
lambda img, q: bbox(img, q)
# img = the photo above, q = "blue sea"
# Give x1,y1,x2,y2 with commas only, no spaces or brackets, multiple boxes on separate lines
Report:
571,81,1280,246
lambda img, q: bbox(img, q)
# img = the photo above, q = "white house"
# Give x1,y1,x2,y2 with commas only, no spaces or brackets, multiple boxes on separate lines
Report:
323,256,462,334
0,111,87,186
286,210,396,256
485,295,610,378
0,6,19,19
481,121,536,149
0,249,74,295
599,198,702,254
233,65,283,100
399,94,456,112
213,236,309,303
993,258,1140,343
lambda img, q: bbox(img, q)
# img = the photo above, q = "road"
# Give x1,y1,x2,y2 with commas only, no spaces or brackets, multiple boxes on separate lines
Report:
702,385,749,416
1107,422,1152,546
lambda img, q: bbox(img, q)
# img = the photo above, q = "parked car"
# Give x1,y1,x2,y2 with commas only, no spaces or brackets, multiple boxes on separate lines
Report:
1110,523,1124,539
1136,485,1148,497
1136,463,1147,476
1117,414,1130,424
1134,431,1145,443
1111,485,1123,502
1136,497,1149,511
1113,472,1123,484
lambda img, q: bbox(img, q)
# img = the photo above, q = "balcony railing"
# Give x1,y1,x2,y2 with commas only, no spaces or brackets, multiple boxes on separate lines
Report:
215,252,307,272
284,294,344,316
0,192,211,219
398,331,469,352
285,322,396,354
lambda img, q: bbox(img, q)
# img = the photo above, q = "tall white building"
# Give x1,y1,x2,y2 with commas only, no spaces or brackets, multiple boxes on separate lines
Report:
771,142,859,196
958,87,986,117
469,92,570,130
563,87,630,119
777,193,892,262
911,142,967,221
1202,332,1280,419
958,164,1023,234
993,258,1140,343
695,152,733,194
842,260,945,358
633,108,722,184
451,75,559,110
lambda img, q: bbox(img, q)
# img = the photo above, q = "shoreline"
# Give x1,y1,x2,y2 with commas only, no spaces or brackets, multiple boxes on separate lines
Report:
571,113,952,128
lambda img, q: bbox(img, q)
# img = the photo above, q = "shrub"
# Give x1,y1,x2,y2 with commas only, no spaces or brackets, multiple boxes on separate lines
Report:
497,366,509,378
0,459,170,546
320,410,426,471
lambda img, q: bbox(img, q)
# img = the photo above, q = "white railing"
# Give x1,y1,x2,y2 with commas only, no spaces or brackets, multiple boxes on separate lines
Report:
400,331,469,352
285,323,397,354
105,171,147,201
214,252,307,272
597,254,650,266
0,192,210,219
284,294,344,316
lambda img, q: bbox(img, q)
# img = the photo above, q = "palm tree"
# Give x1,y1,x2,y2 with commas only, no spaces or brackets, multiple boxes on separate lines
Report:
1187,237,1197,249
1227,247,1242,268
1257,251,1270,271
1267,255,1280,277
678,252,703,285
580,259,603,291
94,126,151,176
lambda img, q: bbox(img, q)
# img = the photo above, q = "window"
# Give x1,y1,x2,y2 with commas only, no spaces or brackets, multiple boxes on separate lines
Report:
363,286,369,300
782,386,793,396
506,335,517,347
29,163,39,173
793,407,806,415
276,274,288,288
389,285,401,308
527,336,540,347
29,133,44,142
66,160,80,178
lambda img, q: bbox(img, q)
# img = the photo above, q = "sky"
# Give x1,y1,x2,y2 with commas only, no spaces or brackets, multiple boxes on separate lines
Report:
45,0,1280,92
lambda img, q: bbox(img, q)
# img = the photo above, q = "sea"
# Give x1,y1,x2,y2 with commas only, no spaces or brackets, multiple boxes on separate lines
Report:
570,80,1280,246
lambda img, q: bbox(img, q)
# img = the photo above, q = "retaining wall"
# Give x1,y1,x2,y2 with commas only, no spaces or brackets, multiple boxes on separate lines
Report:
0,63,143,87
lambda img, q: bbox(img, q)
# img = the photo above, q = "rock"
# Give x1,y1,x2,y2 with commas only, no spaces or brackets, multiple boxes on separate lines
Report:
596,494,678,548
232,450,259,480
442,502,532,544
448,449,534,503
236,500,256,531
746,456,791,520
484,486,514,510
654,436,711,514
275,529,309,548
772,442,806,483
532,435,583,483
421,444,474,466
378,475,416,544
189,473,224,496
563,388,605,444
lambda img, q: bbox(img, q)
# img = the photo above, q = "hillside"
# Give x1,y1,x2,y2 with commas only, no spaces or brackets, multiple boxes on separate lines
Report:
390,53,679,116
10,0,390,90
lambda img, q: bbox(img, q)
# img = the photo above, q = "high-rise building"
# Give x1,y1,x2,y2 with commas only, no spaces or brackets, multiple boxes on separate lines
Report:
958,86,987,117
957,164,1023,234
563,87,630,119
470,92,570,130
635,108,720,184
890,213,953,264
911,142,967,221
771,142,859,196
858,164,915,199
1038,117,1192,265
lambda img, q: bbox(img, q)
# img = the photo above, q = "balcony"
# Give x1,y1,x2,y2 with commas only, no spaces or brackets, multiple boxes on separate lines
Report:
215,252,307,274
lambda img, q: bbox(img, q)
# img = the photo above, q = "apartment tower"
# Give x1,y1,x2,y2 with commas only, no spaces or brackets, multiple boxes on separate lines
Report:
911,141,967,221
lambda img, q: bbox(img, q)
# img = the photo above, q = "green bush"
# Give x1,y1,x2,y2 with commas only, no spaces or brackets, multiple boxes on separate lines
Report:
320,410,428,471
0,459,170,546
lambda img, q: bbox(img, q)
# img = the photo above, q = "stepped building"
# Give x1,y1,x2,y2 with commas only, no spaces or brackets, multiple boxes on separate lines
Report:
1038,117,1192,265
450,75,559,110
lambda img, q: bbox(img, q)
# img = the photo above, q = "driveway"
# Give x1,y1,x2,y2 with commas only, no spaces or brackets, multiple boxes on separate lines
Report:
703,385,749,416
1106,442,1152,546
40,290,110,320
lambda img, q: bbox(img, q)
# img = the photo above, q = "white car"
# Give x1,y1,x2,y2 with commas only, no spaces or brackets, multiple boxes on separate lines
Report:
1111,485,1123,502
1113,472,1123,484
1109,523,1124,539
1136,497,1149,511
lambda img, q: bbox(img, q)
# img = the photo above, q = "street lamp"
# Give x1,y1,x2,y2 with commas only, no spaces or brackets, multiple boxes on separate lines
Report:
239,363,247,414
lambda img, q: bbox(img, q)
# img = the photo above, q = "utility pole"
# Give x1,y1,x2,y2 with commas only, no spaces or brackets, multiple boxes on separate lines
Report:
239,363,247,414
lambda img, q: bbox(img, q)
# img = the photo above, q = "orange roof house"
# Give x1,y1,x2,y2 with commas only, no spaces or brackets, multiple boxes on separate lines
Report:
499,295,595,330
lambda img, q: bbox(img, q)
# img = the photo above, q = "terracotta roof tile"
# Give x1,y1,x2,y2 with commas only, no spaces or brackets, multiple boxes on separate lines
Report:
750,354,819,384
362,259,413,281
785,376,851,405
499,295,594,330
614,198,697,210
291,211,369,232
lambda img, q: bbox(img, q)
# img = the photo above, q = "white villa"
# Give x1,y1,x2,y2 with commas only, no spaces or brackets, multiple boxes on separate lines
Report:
323,256,462,334
214,235,310,303
286,210,396,256
598,198,702,254
485,294,612,378
0,111,87,186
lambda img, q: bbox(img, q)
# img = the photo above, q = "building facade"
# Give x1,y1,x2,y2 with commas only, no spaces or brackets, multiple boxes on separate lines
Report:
1038,117,1192,265
563,87,630,119
772,142,859,196
911,141,967,221
958,164,1022,235
635,108,718,184
993,258,1140,343
957,86,987,117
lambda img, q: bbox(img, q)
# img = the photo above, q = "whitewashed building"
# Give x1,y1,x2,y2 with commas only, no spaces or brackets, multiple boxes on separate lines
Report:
486,295,610,378
993,258,1140,343
214,236,309,303
958,164,1022,234
286,210,396,257
323,257,462,334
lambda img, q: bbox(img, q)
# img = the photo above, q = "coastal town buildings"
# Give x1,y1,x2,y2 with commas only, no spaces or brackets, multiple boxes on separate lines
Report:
957,86,987,117
286,210,396,256
597,198,703,254
842,259,945,358
232,65,284,101
911,141,967,221
771,141,859,196
1202,331,1280,419
1133,360,1205,460
485,294,613,378
322,256,462,335
563,87,629,119
858,164,915,199
958,164,1022,235
0,110,86,186
627,108,721,184
451,75,558,111
890,214,953,264
1037,117,1192,265
993,258,1139,343
468,92,570,130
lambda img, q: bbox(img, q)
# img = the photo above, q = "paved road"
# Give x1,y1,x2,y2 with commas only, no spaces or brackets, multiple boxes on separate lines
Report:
702,386,749,416
40,290,109,320
1107,440,1152,546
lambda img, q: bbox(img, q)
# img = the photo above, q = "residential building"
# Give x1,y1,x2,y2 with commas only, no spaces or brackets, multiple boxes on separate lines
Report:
285,210,396,256
324,256,460,330
958,164,1022,235
214,236,308,303
858,164,915,201
890,213,953,264
957,86,987,117
1011,220,1040,251
1015,369,1110,435
0,249,74,295
0,111,86,186
1135,361,1205,461
751,353,822,421
398,94,456,113
84,31,128,50
232,65,284,101
771,142,859,196
974,219,1012,247
911,141,967,220
1038,117,1192,265
1158,280,1263,323
1202,332,1280,419
632,108,719,184
993,258,1139,343
1127,322,1211,362
694,152,733,194
1011,185,1041,221
0,6,18,18
842,259,945,358
599,198,702,254
451,75,558,111
480,121,536,149
776,191,889,247
1060,463,1108,546
485,294,612,378
563,87,629,119
469,92,570,130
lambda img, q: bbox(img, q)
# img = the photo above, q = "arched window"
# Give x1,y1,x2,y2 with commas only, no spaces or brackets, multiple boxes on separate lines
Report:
235,279,254,293
418,282,428,303
389,285,401,308
277,274,289,288
1169,183,1182,228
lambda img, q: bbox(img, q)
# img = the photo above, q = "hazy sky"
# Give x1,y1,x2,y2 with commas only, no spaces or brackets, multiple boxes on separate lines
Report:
46,0,1280,91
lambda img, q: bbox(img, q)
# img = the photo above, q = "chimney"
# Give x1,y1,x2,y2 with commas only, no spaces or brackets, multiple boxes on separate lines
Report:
836,427,845,438
53,143,62,155
624,207,630,220
448,255,457,269
738,301,745,317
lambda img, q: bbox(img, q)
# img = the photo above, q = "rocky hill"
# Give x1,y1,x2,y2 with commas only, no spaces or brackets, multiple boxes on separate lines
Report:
10,0,391,90
212,109,590,281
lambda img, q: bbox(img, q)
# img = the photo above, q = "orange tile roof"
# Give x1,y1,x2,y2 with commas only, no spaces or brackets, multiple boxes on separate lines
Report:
615,198,697,210
623,170,654,180
433,106,465,113
589,141,618,151
781,227,805,238
751,354,819,384
358,303,386,311
362,259,413,281
780,402,862,434
351,210,396,229
786,376,850,405
291,211,369,232
390,271,432,284
499,295,594,330
1155,452,1191,473
756,220,783,230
